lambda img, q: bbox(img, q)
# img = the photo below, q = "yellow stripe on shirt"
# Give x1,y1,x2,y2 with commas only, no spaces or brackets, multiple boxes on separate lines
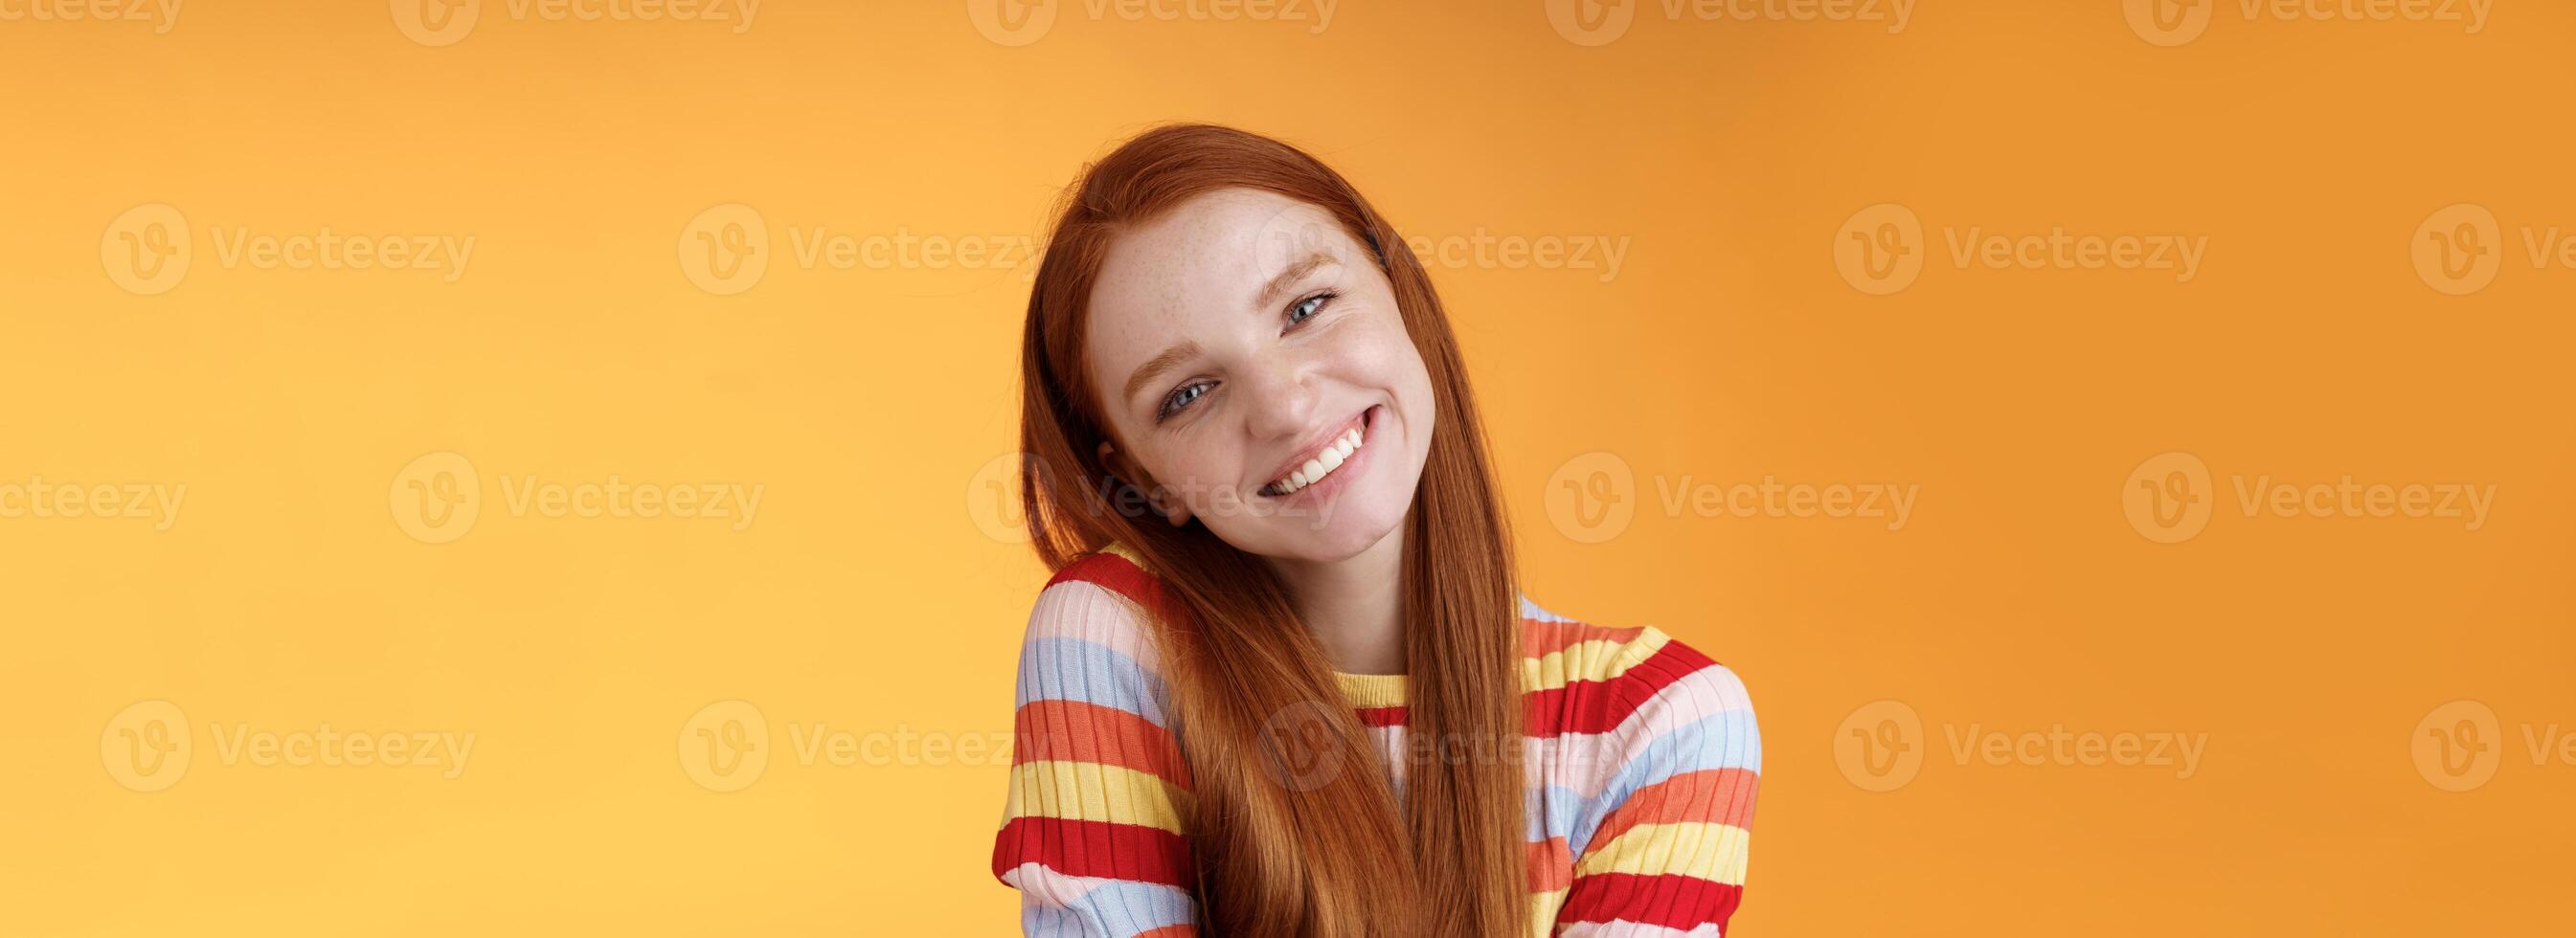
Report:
1004,760,1193,834
1573,820,1751,886
1524,628,1674,692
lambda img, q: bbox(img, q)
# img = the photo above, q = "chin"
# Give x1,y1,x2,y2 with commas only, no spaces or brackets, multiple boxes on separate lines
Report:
1287,507,1405,562
1235,478,1415,563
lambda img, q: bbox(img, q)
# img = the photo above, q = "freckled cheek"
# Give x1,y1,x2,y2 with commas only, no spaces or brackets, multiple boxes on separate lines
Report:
1327,308,1418,380
1346,313,1437,431
1152,448,1246,506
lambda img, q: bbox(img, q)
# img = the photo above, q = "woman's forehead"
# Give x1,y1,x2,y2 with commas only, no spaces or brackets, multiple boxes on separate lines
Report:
1086,190,1359,352
1101,189,1351,297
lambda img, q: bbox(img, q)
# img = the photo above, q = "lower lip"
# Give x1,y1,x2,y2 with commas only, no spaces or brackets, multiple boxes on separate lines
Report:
1266,405,1378,506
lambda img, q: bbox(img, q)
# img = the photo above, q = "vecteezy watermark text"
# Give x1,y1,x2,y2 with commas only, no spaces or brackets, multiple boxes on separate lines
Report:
675,204,1037,296
102,701,476,792
101,203,476,296
0,477,185,530
392,0,760,47
676,700,1016,792
1544,451,1919,543
1396,229,1632,282
966,452,1357,543
1834,700,2207,792
2121,451,2495,544
1547,0,1914,46
1834,203,2207,295
0,0,180,31
2125,0,2490,47
968,0,1337,47
390,451,764,544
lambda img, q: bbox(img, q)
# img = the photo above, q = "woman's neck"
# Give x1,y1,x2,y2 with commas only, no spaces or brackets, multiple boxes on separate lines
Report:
1263,521,1409,676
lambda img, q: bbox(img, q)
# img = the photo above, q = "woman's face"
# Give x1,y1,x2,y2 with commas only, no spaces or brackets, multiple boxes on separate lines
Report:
1083,188,1436,563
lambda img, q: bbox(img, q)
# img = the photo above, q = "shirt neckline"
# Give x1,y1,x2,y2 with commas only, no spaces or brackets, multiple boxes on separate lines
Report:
1332,671,1408,708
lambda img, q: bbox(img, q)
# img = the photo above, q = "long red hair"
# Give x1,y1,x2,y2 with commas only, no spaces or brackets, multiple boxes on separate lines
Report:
1016,123,1526,937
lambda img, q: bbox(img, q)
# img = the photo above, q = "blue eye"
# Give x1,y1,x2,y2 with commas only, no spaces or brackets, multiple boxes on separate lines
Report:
1287,291,1337,327
1154,292,1337,426
1157,381,1210,422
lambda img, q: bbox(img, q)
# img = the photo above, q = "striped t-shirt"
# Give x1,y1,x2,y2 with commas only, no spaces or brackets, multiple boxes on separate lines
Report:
991,544,1760,936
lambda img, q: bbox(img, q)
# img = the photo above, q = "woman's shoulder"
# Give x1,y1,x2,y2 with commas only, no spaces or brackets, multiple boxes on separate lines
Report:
1042,541,1164,608
1515,595,1756,734
1012,543,1176,724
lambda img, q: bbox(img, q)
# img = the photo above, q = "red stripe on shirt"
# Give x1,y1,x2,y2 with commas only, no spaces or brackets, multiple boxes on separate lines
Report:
991,815,1195,887
1046,551,1170,616
1529,836,1575,892
1525,640,1719,737
1589,767,1759,846
1352,704,1407,728
1013,699,1194,790
1521,618,1647,658
1556,872,1744,931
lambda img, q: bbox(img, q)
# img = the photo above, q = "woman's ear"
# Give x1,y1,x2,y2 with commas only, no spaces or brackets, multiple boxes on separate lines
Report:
1096,440,1192,527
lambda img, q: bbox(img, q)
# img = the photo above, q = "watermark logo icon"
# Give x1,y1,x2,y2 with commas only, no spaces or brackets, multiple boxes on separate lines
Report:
1255,700,1348,793
102,701,192,793
2122,451,2213,544
101,203,192,296
2124,0,2211,46
679,700,770,793
1545,451,1636,544
2127,0,2486,45
2411,203,2501,295
1546,0,1634,46
1835,699,1923,792
391,451,482,545
1834,203,1923,295
1548,0,1906,44
392,0,480,46
967,0,1056,45
678,203,770,295
2411,700,2500,793
967,452,1035,544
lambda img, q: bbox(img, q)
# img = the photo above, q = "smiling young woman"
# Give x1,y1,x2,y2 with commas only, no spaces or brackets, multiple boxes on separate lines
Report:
990,123,1760,938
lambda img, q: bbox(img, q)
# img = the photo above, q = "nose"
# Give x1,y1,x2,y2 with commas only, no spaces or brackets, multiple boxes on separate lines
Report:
1237,353,1319,447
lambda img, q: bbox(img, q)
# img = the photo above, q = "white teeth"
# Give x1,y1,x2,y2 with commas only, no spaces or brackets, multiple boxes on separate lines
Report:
1267,422,1368,496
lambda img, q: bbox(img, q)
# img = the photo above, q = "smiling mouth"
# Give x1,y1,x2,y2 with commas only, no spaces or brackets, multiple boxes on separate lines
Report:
1259,407,1374,498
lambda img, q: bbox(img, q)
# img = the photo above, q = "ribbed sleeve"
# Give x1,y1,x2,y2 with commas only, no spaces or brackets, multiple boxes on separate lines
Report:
1548,636,1760,937
990,556,1202,938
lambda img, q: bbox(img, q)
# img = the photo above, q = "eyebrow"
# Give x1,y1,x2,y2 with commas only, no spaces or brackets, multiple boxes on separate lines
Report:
1119,251,1341,410
1122,339,1203,408
1256,252,1337,311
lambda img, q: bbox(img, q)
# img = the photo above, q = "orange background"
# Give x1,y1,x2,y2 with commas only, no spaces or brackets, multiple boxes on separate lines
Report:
3,1,2570,935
